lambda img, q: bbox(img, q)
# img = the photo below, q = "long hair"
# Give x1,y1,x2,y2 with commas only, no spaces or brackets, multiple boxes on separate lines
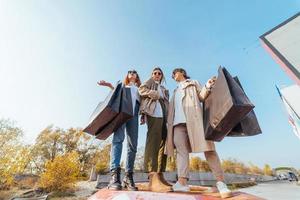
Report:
123,70,141,87
152,67,166,84
172,68,190,79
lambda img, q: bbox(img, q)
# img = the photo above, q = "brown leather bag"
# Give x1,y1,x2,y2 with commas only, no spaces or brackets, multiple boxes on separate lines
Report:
227,77,262,137
204,67,254,141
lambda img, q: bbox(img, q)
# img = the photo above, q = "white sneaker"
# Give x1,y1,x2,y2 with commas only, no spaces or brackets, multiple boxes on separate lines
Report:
205,186,218,193
216,181,232,199
172,181,190,192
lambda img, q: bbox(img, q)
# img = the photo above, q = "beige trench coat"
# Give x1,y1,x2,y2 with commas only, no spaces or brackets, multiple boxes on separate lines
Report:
165,79,215,157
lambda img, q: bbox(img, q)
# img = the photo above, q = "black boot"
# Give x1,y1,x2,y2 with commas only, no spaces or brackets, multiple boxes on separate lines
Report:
122,172,138,191
108,167,122,190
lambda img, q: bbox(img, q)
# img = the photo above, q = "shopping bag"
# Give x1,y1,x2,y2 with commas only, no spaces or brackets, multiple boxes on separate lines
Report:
83,81,122,136
227,77,262,137
95,86,134,140
204,67,254,141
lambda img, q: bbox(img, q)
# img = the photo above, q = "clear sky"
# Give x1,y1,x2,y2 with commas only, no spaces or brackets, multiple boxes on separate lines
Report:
1,0,300,169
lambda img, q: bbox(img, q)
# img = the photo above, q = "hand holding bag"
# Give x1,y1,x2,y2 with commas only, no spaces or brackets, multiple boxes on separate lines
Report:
204,67,254,141
83,81,122,136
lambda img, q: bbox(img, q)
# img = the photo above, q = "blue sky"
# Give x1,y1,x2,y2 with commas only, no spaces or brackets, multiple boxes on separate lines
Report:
0,0,300,169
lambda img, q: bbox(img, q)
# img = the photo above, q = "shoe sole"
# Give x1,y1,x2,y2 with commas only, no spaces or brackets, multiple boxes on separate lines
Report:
149,188,173,193
150,190,173,193
122,183,138,191
107,186,122,191
220,192,233,199
172,190,190,193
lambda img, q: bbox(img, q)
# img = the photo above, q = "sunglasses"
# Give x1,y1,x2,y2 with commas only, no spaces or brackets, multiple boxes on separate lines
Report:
153,72,162,76
128,70,137,74
172,71,180,79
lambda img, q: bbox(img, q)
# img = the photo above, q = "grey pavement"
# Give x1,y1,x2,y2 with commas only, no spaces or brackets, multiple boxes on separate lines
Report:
239,181,300,200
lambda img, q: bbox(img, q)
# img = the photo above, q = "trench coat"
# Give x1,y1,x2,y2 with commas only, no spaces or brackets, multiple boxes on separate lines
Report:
165,79,215,156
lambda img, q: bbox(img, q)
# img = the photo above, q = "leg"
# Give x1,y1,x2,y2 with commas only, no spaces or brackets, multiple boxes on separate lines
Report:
205,151,232,198
122,111,139,191
204,151,224,181
108,125,125,190
173,124,190,185
125,113,139,173
110,125,126,170
144,116,172,192
144,116,163,172
157,121,168,172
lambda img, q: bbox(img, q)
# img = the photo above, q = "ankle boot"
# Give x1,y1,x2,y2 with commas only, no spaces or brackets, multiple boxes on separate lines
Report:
108,167,122,190
158,172,172,186
148,172,172,192
122,172,138,191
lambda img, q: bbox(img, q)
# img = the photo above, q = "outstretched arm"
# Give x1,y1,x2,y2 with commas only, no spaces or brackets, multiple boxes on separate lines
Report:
97,80,114,90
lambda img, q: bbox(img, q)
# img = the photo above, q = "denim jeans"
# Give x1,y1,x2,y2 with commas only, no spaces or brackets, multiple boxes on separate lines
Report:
110,102,139,172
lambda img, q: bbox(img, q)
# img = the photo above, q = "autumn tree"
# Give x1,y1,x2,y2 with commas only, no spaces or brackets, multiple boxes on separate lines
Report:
190,157,201,171
263,164,273,176
222,159,249,174
0,119,32,189
61,128,100,175
92,143,111,174
249,163,263,175
189,157,211,172
134,146,145,171
166,156,176,172
199,159,211,172
31,126,102,176
38,152,80,192
31,126,64,173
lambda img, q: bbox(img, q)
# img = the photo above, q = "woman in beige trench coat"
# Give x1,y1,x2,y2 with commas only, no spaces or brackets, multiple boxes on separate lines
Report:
165,68,232,199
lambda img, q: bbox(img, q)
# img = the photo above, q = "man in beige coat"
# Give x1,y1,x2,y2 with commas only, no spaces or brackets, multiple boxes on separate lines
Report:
165,68,232,198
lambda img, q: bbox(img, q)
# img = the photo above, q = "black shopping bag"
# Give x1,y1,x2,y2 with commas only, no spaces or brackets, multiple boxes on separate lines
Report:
95,86,134,140
227,77,262,137
83,81,122,136
204,67,254,141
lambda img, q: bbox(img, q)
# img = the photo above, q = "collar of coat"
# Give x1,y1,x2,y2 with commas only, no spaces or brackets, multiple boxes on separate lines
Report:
174,79,198,91
144,78,166,90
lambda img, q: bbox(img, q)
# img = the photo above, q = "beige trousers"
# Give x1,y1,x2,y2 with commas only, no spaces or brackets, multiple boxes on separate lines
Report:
173,124,224,181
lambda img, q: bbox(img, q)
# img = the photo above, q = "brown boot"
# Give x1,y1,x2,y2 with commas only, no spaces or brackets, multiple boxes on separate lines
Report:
158,172,172,187
148,172,172,192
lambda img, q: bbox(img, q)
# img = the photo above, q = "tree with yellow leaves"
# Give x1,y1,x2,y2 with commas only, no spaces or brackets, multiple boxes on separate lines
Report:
190,157,201,171
134,146,145,171
93,143,111,174
31,126,102,177
38,151,80,192
222,158,249,174
166,156,176,172
248,163,263,175
263,164,273,176
0,119,32,189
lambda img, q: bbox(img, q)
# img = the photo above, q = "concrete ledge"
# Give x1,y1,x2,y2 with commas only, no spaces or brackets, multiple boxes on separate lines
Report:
88,187,264,200
96,172,276,188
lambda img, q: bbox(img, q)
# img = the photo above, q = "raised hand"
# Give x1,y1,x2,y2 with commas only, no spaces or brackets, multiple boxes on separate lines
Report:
97,80,114,89
206,76,217,89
